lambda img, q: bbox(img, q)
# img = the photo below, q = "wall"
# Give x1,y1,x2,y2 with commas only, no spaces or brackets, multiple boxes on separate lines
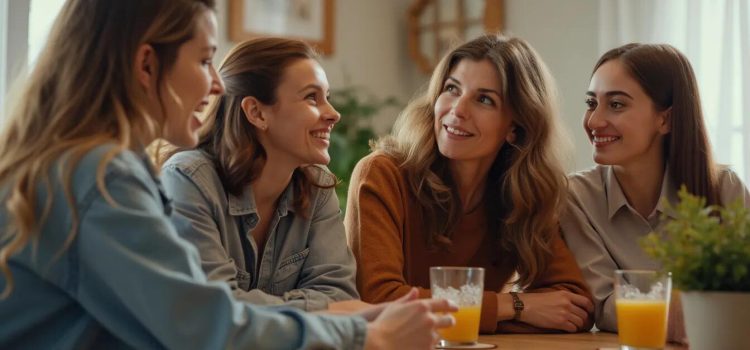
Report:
215,0,600,171
215,0,417,135
504,0,600,171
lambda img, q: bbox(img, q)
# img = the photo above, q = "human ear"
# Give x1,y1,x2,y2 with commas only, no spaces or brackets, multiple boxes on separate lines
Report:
134,44,158,89
658,107,672,135
241,96,268,131
506,125,517,144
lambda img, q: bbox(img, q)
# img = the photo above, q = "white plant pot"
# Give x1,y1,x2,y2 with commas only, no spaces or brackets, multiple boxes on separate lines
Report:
681,291,750,350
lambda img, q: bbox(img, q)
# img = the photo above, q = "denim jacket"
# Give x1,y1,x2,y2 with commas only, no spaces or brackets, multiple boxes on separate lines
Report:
161,150,358,311
0,145,366,349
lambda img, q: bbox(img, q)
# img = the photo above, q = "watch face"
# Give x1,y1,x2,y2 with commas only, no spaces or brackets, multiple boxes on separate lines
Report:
514,300,524,309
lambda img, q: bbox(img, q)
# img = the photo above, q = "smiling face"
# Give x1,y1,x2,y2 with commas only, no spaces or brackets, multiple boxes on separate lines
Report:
161,10,224,148
433,59,514,169
257,58,340,168
584,59,670,167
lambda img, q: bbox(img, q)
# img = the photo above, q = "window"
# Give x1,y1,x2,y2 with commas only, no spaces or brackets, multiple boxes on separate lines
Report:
0,0,7,110
28,0,65,66
0,0,64,116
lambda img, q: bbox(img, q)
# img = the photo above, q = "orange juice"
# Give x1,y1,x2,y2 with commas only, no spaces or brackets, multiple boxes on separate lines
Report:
438,305,481,343
616,299,668,348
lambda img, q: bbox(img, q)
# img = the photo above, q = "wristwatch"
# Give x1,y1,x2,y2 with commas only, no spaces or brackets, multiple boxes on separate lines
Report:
510,292,524,321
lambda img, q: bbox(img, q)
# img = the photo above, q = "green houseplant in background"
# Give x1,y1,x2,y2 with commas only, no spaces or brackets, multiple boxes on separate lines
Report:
640,186,750,350
327,87,400,210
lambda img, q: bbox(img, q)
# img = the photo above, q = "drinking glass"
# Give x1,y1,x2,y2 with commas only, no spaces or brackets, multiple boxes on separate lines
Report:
614,270,672,350
430,267,485,347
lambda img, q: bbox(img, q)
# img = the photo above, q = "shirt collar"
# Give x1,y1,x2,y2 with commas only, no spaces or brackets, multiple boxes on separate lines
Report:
653,167,678,220
227,181,296,217
604,165,677,221
135,148,172,216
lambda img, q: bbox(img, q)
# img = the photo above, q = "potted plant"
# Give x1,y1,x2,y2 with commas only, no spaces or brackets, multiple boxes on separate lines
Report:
327,87,400,210
640,187,750,350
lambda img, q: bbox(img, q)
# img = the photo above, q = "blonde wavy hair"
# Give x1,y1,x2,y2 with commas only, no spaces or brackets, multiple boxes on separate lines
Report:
0,0,216,297
374,34,568,287
164,38,336,217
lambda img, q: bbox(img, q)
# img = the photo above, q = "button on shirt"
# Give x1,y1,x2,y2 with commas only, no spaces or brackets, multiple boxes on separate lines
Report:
560,165,750,332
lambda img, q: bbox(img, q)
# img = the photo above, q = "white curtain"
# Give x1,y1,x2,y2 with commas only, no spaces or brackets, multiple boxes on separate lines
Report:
599,0,750,186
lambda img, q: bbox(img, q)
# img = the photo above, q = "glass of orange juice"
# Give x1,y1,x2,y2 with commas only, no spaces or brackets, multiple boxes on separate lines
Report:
615,270,672,350
430,267,484,347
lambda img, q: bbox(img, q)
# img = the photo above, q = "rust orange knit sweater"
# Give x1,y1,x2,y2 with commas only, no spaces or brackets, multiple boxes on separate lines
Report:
345,153,593,333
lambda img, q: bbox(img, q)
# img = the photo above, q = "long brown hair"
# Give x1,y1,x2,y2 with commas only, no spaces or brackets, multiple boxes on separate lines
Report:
593,43,720,205
165,38,335,216
374,34,568,287
0,0,216,297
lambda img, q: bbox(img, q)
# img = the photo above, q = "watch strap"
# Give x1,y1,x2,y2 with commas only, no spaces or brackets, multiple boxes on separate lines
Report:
510,291,523,321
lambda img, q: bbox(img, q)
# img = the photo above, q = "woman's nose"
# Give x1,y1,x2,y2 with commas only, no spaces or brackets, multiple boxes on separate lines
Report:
324,102,341,124
451,96,469,119
210,66,225,95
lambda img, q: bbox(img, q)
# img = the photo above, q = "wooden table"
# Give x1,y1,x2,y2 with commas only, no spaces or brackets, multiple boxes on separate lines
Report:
477,332,687,349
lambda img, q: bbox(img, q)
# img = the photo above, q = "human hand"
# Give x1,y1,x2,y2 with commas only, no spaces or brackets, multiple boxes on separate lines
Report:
514,290,594,332
327,300,383,321
363,288,457,350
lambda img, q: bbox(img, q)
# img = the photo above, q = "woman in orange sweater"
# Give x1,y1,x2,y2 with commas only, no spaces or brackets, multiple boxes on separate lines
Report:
346,34,594,334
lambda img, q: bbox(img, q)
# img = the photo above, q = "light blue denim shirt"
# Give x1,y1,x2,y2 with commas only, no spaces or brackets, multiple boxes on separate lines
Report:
0,145,366,349
161,150,358,311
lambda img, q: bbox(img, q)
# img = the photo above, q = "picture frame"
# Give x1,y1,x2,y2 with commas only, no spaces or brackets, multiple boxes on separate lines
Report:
228,0,335,55
407,0,504,73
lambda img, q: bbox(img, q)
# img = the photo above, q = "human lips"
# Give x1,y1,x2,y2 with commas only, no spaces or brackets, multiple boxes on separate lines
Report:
444,124,474,137
311,126,332,141
194,100,209,113
591,134,621,147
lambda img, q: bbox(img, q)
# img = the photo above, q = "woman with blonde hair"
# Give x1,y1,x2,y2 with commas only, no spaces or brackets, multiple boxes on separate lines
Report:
561,43,749,342
0,0,455,348
347,34,594,334
161,37,359,311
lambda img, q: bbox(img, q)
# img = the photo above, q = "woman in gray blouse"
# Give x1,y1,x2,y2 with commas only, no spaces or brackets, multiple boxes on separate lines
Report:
560,43,749,343
161,37,359,312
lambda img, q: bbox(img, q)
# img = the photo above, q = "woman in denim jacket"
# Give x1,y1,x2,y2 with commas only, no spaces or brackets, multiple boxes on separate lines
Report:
161,38,359,312
0,0,455,348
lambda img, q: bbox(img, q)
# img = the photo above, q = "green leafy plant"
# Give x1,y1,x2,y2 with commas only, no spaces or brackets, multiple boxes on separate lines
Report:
640,186,750,291
327,87,400,210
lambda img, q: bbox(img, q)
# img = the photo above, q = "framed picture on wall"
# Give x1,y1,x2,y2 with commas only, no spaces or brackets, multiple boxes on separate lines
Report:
229,0,335,55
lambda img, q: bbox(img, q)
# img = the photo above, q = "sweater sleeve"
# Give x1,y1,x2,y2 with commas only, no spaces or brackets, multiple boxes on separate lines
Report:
345,154,501,333
496,229,595,333
345,155,429,301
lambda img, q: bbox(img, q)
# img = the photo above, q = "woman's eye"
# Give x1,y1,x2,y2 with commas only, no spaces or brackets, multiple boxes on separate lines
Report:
478,95,495,106
610,101,624,109
201,59,212,67
443,84,458,94
585,99,597,110
306,93,318,104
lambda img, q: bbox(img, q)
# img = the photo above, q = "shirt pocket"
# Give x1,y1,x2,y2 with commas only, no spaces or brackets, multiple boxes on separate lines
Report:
272,248,310,293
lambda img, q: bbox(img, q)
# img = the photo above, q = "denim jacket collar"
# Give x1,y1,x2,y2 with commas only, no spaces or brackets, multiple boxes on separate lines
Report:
135,148,172,216
227,181,296,217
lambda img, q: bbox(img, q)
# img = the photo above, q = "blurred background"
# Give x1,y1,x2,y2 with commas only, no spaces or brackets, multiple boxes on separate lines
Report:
2,0,749,204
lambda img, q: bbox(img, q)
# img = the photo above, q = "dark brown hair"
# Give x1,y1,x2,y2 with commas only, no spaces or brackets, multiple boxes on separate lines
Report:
174,37,335,216
593,43,720,205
